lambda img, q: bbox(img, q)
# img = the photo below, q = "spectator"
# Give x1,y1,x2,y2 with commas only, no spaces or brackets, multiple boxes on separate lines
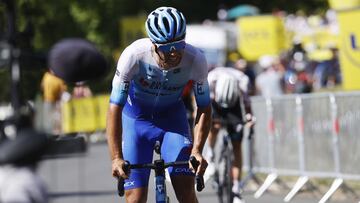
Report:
291,52,313,93
72,81,93,99
0,105,48,203
255,55,284,97
234,59,257,96
40,70,69,134
313,47,342,90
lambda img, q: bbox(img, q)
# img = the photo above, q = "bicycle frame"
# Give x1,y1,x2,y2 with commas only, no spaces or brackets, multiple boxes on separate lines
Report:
213,129,234,203
117,141,204,203
212,121,255,203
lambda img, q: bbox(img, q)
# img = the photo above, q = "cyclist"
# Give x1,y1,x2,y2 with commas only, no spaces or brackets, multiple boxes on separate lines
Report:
106,6,212,203
206,66,254,203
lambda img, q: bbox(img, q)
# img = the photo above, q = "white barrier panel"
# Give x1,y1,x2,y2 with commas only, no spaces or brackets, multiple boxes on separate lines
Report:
301,94,335,176
250,97,272,173
271,96,300,175
335,93,360,179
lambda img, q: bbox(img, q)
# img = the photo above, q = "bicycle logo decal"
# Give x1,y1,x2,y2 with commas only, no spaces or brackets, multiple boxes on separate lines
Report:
124,181,135,187
156,184,164,193
174,168,192,173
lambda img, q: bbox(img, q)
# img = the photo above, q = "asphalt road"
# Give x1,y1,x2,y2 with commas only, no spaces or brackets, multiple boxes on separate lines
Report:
38,142,357,203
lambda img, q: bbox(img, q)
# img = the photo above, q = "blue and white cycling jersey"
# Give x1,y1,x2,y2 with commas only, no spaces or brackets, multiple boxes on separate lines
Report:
109,38,211,189
110,38,210,116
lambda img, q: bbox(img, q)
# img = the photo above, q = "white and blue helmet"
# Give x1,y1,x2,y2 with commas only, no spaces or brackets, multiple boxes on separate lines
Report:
145,7,186,44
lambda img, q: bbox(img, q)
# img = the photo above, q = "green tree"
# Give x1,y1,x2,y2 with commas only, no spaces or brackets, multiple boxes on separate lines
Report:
0,0,330,102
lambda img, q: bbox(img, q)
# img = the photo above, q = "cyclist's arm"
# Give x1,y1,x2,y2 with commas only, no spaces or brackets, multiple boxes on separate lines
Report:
241,89,252,115
106,103,124,162
237,72,253,117
106,44,137,178
192,104,212,155
189,48,212,174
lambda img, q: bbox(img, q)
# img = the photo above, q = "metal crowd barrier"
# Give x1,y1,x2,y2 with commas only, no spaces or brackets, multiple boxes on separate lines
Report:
245,91,360,203
34,94,109,135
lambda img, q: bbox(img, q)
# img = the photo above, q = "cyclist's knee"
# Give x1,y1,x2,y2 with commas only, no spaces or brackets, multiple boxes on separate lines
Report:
125,188,148,203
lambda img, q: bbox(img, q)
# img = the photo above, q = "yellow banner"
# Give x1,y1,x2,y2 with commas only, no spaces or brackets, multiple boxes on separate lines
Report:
95,95,110,130
61,101,74,133
338,9,360,90
62,95,110,134
120,16,146,49
236,15,287,61
328,0,360,10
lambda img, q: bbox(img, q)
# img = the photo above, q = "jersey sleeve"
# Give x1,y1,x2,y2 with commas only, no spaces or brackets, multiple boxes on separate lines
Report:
207,69,218,100
191,50,211,108
109,45,138,106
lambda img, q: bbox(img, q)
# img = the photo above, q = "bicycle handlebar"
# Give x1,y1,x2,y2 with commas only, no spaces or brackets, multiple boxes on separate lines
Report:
117,156,204,197
189,156,205,192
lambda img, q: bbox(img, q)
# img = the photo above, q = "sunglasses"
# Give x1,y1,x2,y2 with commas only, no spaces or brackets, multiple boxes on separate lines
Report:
155,40,186,53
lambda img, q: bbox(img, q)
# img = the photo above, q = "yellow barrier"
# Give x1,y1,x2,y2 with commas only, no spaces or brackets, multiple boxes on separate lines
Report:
95,95,110,130
62,95,110,134
62,101,74,133
337,9,360,90
236,15,287,61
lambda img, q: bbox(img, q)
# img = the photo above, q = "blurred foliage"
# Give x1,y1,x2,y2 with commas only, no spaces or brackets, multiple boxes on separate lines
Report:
0,0,329,102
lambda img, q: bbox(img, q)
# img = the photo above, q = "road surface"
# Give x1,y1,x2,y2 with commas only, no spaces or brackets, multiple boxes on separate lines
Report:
38,142,356,203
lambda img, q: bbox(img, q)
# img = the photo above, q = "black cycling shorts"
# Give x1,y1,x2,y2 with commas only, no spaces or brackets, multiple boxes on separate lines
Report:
211,99,244,141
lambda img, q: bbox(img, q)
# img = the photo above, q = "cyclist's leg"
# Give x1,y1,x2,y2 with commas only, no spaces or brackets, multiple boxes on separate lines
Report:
232,140,242,181
207,101,223,158
230,128,244,193
122,113,161,202
162,131,197,203
158,107,197,203
208,119,221,158
152,103,197,202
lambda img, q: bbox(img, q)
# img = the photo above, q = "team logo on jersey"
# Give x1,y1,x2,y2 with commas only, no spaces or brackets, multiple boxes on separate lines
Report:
120,81,130,93
149,81,182,91
196,82,205,95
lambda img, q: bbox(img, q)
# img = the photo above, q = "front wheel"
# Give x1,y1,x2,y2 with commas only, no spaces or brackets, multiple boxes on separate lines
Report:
216,144,233,203
223,147,233,203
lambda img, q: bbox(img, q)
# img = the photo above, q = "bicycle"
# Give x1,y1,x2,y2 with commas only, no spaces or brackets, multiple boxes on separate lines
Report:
117,141,205,203
212,127,234,203
212,121,255,203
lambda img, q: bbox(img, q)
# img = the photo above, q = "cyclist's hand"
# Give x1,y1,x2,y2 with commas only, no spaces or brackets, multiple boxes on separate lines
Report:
245,113,256,128
189,152,208,176
112,158,129,179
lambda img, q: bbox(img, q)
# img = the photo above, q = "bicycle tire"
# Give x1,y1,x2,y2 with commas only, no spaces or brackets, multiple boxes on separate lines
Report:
223,145,233,203
213,170,223,203
215,134,234,203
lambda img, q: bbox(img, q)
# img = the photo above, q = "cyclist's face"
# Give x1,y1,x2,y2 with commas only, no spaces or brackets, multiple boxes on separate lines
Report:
154,40,185,68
